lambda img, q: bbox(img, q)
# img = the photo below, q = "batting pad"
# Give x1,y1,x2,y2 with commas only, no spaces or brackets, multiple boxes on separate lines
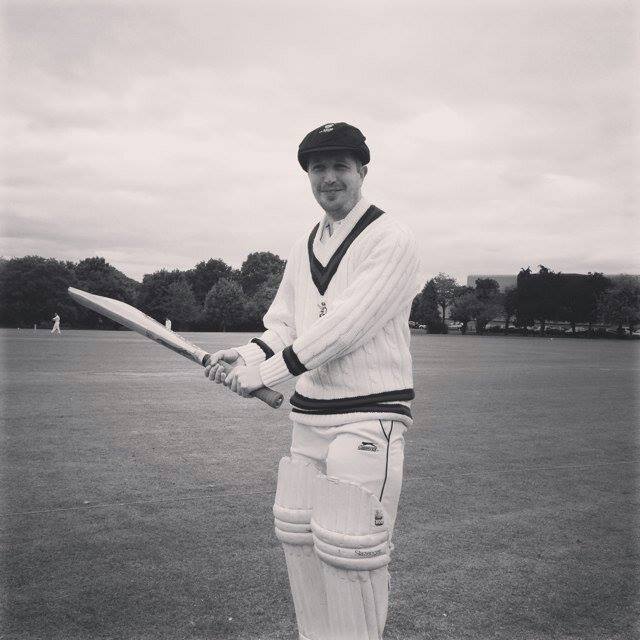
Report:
312,476,391,640
273,456,330,640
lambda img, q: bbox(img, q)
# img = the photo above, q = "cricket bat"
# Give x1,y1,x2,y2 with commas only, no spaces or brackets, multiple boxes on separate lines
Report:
68,287,283,409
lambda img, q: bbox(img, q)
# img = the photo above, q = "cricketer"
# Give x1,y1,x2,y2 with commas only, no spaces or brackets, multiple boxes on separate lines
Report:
205,122,420,640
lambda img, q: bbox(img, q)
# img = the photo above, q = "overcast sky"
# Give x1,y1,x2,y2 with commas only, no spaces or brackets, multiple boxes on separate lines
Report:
2,0,638,284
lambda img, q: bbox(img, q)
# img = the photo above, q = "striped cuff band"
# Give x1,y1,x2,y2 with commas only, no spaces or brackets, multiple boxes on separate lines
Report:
250,338,274,359
282,345,307,376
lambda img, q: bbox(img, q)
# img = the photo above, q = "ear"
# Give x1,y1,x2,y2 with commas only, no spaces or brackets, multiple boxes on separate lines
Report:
359,165,368,180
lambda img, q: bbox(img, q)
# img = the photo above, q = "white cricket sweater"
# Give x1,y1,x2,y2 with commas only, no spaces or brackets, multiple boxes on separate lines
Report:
235,198,421,427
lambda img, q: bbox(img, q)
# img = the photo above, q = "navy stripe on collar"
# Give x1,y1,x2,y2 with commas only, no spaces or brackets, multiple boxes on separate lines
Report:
307,205,385,295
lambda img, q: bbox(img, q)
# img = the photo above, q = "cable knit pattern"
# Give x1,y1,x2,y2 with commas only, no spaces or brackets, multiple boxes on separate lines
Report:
240,199,420,427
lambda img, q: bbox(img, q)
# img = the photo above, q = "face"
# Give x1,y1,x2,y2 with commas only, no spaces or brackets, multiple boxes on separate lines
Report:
306,152,367,218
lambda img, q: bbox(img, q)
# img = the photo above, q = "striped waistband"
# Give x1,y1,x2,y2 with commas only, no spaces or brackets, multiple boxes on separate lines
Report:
290,388,414,417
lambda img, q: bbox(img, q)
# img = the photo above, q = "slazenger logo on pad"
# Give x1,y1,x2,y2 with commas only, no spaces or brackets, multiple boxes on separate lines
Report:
355,548,382,558
358,441,378,452
374,510,384,527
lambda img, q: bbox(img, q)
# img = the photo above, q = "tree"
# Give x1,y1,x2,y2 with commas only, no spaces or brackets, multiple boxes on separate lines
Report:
475,278,500,301
75,257,138,300
243,271,282,330
137,270,193,324
202,278,245,331
73,257,139,328
411,280,440,331
0,256,78,327
431,273,459,331
473,278,502,334
164,280,199,330
555,273,609,333
515,267,535,331
516,265,562,334
185,259,233,306
584,273,611,331
503,286,518,330
239,252,285,296
449,279,503,335
449,291,476,334
597,275,640,334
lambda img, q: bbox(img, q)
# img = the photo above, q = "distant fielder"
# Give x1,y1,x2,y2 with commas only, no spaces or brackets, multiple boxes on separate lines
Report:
51,313,61,335
206,123,420,640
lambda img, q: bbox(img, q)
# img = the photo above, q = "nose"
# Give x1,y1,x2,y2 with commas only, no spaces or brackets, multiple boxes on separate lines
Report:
322,169,337,184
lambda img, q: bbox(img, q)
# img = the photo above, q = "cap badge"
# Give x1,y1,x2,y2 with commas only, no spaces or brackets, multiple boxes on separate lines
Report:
322,123,334,132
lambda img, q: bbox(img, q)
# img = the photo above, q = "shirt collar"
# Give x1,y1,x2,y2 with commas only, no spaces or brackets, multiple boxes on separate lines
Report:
319,197,371,240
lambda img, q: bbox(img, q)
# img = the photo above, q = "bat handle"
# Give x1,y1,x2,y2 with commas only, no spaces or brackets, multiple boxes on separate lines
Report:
202,354,284,409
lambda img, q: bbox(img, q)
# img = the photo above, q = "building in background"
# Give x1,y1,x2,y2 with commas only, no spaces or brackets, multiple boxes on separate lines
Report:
466,275,517,291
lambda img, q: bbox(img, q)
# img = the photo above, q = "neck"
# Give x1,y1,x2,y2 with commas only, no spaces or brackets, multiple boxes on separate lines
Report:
323,194,361,222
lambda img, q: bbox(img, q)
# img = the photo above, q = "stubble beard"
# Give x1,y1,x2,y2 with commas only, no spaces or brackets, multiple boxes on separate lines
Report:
319,189,360,221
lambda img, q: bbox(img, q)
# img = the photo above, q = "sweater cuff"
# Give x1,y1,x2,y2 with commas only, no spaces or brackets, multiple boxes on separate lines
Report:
259,345,308,388
259,352,294,388
235,342,266,368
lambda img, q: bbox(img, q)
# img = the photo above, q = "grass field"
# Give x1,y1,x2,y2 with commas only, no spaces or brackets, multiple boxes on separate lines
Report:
1,329,638,640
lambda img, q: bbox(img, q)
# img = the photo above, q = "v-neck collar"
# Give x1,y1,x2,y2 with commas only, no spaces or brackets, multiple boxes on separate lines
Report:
307,204,385,295
314,198,370,256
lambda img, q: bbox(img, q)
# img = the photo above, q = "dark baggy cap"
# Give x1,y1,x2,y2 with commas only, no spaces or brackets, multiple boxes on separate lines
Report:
297,122,370,171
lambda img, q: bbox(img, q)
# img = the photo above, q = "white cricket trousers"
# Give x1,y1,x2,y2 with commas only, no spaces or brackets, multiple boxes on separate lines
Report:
290,419,406,534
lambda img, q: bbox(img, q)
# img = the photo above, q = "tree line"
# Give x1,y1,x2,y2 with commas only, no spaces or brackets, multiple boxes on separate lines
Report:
1,256,638,336
0,253,285,331
411,267,640,336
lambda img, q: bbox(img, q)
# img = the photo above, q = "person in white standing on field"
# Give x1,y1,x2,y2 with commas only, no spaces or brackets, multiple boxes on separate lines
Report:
51,313,61,335
205,122,420,640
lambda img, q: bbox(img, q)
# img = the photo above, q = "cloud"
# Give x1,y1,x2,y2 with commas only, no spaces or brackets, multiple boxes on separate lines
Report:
2,0,637,284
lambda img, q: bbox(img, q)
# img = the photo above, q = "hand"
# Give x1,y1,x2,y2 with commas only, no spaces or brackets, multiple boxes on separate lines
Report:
222,365,264,398
204,348,246,384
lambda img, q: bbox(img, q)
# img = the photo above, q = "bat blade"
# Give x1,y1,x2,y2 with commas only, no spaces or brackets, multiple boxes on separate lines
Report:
68,287,283,409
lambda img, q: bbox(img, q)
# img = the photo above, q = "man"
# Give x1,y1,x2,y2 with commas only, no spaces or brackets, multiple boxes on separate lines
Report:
51,313,61,335
205,122,419,640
